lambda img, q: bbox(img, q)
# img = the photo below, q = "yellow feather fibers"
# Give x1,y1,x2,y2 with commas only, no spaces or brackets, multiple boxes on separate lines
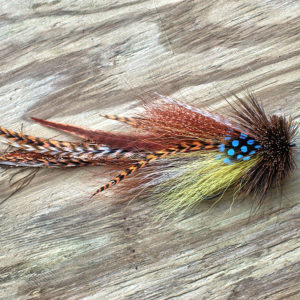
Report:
155,152,260,214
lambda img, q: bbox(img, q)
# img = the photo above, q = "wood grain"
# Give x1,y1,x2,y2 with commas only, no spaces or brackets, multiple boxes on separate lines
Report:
0,1,299,299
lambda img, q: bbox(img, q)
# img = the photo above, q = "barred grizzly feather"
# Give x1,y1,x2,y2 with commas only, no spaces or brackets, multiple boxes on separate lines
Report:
0,94,298,209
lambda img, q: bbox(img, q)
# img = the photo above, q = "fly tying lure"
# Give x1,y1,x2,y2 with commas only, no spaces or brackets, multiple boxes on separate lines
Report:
0,94,298,209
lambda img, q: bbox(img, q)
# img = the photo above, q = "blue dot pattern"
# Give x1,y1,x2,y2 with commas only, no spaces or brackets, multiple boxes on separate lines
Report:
241,146,248,153
217,132,261,164
227,149,235,156
232,140,239,147
243,156,250,161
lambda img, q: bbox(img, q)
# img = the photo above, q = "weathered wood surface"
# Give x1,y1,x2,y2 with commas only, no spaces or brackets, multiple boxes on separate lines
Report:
0,1,299,299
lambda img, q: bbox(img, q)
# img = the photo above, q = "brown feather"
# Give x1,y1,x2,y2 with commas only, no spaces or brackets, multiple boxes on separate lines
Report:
232,94,298,200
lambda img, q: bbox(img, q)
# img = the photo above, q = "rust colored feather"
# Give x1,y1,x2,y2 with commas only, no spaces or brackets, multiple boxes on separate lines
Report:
32,117,171,151
133,96,233,140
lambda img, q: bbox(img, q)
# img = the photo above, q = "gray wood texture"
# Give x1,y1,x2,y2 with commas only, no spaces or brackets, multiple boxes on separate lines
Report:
0,1,299,299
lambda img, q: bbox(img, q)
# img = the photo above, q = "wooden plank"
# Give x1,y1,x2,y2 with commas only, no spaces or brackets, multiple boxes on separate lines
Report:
0,1,299,299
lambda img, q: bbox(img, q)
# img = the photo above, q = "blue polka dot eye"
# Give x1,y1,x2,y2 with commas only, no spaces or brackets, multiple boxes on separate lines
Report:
232,140,239,147
227,149,235,156
220,133,260,163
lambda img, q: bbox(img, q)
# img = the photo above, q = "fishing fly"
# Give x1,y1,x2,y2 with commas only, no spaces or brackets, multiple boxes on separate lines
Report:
0,94,298,210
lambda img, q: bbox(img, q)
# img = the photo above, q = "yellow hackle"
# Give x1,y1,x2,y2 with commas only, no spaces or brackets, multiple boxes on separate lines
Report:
156,152,260,214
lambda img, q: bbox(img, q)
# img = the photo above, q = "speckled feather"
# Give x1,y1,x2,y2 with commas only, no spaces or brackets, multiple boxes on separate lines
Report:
0,94,297,209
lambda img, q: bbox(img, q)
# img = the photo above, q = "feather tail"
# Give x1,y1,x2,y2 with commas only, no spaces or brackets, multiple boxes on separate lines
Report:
0,151,91,167
31,117,171,151
91,140,219,197
0,125,143,161
31,117,107,141
0,125,85,154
